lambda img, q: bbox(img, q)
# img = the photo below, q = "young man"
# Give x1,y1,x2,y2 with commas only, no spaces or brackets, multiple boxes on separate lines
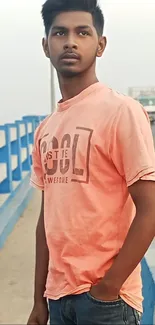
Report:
28,0,155,324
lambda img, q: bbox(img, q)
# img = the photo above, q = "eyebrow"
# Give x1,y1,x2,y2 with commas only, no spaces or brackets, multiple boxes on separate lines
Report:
51,25,92,31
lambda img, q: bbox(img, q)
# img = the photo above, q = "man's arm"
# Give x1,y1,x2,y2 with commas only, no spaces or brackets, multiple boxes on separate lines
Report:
91,180,155,300
28,191,49,325
34,191,49,304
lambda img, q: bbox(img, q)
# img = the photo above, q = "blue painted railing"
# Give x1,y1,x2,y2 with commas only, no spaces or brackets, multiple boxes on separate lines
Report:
0,115,46,248
0,114,155,324
141,257,155,324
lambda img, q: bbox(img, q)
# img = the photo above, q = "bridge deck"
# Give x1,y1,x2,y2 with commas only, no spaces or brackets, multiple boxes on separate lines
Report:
0,190,41,324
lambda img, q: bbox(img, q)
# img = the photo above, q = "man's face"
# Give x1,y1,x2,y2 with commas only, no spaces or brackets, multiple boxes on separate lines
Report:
43,11,106,77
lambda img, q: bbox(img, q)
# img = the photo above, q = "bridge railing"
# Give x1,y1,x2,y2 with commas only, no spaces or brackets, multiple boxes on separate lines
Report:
0,115,46,248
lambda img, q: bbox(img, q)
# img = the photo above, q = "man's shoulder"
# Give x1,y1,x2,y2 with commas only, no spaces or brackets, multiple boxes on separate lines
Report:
103,85,139,107
103,85,146,117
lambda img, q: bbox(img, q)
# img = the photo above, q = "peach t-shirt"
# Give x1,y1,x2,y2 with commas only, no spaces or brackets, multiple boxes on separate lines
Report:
30,83,155,312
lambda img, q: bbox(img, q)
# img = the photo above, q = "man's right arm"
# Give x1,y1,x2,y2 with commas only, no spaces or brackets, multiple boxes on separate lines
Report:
27,191,49,325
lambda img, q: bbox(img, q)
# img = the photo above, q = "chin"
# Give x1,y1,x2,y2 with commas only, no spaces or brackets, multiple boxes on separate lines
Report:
59,68,82,78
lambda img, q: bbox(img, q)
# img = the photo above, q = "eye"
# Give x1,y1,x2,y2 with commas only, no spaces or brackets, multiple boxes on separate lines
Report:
55,31,65,36
79,31,89,36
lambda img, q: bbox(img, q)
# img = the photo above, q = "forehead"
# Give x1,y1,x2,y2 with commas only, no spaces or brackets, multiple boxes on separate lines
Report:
52,11,94,29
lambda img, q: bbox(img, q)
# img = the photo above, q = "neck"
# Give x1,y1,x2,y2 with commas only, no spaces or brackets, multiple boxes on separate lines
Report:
57,66,98,102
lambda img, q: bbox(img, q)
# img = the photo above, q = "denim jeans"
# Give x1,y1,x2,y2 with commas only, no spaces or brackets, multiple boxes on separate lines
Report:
49,292,142,325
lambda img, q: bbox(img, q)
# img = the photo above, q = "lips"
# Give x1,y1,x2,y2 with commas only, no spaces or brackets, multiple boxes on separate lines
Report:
60,52,80,60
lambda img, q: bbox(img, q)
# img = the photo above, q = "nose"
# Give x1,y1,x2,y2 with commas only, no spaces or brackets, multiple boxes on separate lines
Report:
63,34,78,51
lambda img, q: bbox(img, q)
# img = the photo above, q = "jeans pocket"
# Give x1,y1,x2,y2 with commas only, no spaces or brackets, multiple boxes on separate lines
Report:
133,309,142,325
86,292,123,306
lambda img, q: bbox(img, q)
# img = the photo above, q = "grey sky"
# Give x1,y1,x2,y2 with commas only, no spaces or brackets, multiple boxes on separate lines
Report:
0,0,155,123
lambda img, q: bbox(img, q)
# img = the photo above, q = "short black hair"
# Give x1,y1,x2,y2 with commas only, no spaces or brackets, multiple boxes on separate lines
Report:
41,0,104,37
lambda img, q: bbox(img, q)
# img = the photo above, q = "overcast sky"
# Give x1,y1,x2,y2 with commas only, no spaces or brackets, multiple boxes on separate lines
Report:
0,0,155,123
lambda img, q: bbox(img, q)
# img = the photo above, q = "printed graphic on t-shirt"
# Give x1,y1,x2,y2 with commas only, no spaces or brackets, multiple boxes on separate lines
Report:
40,127,93,185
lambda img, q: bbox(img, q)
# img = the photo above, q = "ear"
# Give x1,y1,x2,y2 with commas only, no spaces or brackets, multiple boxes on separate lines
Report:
42,37,50,58
97,36,107,58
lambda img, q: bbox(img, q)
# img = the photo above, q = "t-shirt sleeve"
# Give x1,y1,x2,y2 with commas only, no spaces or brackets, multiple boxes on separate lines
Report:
110,100,155,186
30,127,44,190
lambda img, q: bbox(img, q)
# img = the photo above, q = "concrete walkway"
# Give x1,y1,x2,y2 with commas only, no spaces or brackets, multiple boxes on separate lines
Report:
0,190,41,324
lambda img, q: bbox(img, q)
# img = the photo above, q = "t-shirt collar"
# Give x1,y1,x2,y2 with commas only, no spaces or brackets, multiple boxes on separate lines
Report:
57,82,103,112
